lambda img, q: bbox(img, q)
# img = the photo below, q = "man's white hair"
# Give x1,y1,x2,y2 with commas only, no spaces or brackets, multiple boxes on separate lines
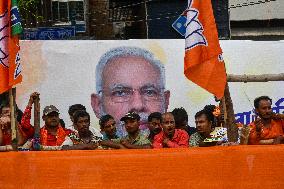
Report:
96,46,166,92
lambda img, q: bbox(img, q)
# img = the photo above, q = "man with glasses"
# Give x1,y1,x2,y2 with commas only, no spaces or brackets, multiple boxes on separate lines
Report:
91,46,170,137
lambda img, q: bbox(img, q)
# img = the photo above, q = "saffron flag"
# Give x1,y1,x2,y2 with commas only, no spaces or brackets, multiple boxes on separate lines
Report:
184,0,226,99
0,0,23,94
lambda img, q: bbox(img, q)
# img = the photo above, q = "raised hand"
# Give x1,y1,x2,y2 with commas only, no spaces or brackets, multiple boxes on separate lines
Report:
28,92,40,107
254,117,263,133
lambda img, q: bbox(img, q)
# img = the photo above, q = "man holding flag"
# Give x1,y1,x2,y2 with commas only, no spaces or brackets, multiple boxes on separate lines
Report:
0,0,23,150
0,0,23,94
184,0,226,99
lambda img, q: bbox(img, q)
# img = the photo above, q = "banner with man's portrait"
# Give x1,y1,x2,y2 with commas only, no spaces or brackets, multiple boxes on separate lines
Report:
16,40,284,130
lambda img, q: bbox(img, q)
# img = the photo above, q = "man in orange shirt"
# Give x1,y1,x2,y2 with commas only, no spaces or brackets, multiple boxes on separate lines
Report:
40,105,73,146
21,92,73,149
248,96,284,145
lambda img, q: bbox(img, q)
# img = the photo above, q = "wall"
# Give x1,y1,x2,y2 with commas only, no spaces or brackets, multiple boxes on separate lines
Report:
230,0,284,21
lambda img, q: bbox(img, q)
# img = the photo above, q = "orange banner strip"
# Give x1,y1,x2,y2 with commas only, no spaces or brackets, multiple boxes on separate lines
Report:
0,146,284,188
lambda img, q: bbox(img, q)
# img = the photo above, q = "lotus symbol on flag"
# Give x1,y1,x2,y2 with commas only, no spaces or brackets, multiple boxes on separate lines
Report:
185,0,208,50
0,10,9,68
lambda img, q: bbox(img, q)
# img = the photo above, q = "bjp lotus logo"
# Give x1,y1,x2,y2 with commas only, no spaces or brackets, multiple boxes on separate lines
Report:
0,10,9,68
185,0,208,50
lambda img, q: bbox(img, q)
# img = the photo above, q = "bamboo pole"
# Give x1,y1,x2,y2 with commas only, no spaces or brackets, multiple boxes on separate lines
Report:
222,83,238,142
34,95,40,136
220,97,227,126
9,88,17,150
9,89,16,140
227,73,284,82
33,94,41,150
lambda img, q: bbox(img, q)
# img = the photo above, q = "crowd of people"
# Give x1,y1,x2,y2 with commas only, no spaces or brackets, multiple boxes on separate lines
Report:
0,92,284,151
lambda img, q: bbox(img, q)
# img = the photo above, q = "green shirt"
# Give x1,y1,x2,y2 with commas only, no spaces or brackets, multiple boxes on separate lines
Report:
189,132,205,147
112,131,151,146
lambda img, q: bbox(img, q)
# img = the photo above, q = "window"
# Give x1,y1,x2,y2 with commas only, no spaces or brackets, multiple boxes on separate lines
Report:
52,0,84,24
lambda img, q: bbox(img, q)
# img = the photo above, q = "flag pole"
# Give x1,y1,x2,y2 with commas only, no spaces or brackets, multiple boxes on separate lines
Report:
222,83,238,142
9,88,17,150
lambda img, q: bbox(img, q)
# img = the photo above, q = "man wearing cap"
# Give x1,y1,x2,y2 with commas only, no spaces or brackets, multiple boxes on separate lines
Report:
100,112,151,149
21,92,73,148
152,112,189,148
40,105,73,146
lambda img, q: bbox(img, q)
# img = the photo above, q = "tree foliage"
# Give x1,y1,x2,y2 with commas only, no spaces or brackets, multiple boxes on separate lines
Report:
18,0,42,24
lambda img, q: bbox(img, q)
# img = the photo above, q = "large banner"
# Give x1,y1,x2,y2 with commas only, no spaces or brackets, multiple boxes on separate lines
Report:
17,40,284,131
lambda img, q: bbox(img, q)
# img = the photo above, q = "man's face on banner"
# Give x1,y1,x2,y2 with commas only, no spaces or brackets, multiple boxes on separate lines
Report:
91,56,170,131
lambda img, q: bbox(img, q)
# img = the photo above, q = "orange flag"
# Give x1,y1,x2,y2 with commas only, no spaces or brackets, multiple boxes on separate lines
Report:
184,0,226,99
0,0,22,94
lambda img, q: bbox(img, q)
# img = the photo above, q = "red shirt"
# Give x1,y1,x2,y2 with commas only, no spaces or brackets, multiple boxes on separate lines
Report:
1,130,11,145
20,106,35,139
1,118,25,146
152,129,189,148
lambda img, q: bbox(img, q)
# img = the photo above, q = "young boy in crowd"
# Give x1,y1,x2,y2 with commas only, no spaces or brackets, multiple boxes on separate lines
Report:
99,114,119,140
62,110,101,150
67,104,102,138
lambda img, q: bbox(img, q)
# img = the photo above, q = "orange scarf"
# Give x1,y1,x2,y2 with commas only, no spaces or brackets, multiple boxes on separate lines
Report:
40,125,67,146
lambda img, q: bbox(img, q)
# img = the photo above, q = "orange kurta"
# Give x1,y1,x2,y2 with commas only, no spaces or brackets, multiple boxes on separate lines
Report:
248,119,284,145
